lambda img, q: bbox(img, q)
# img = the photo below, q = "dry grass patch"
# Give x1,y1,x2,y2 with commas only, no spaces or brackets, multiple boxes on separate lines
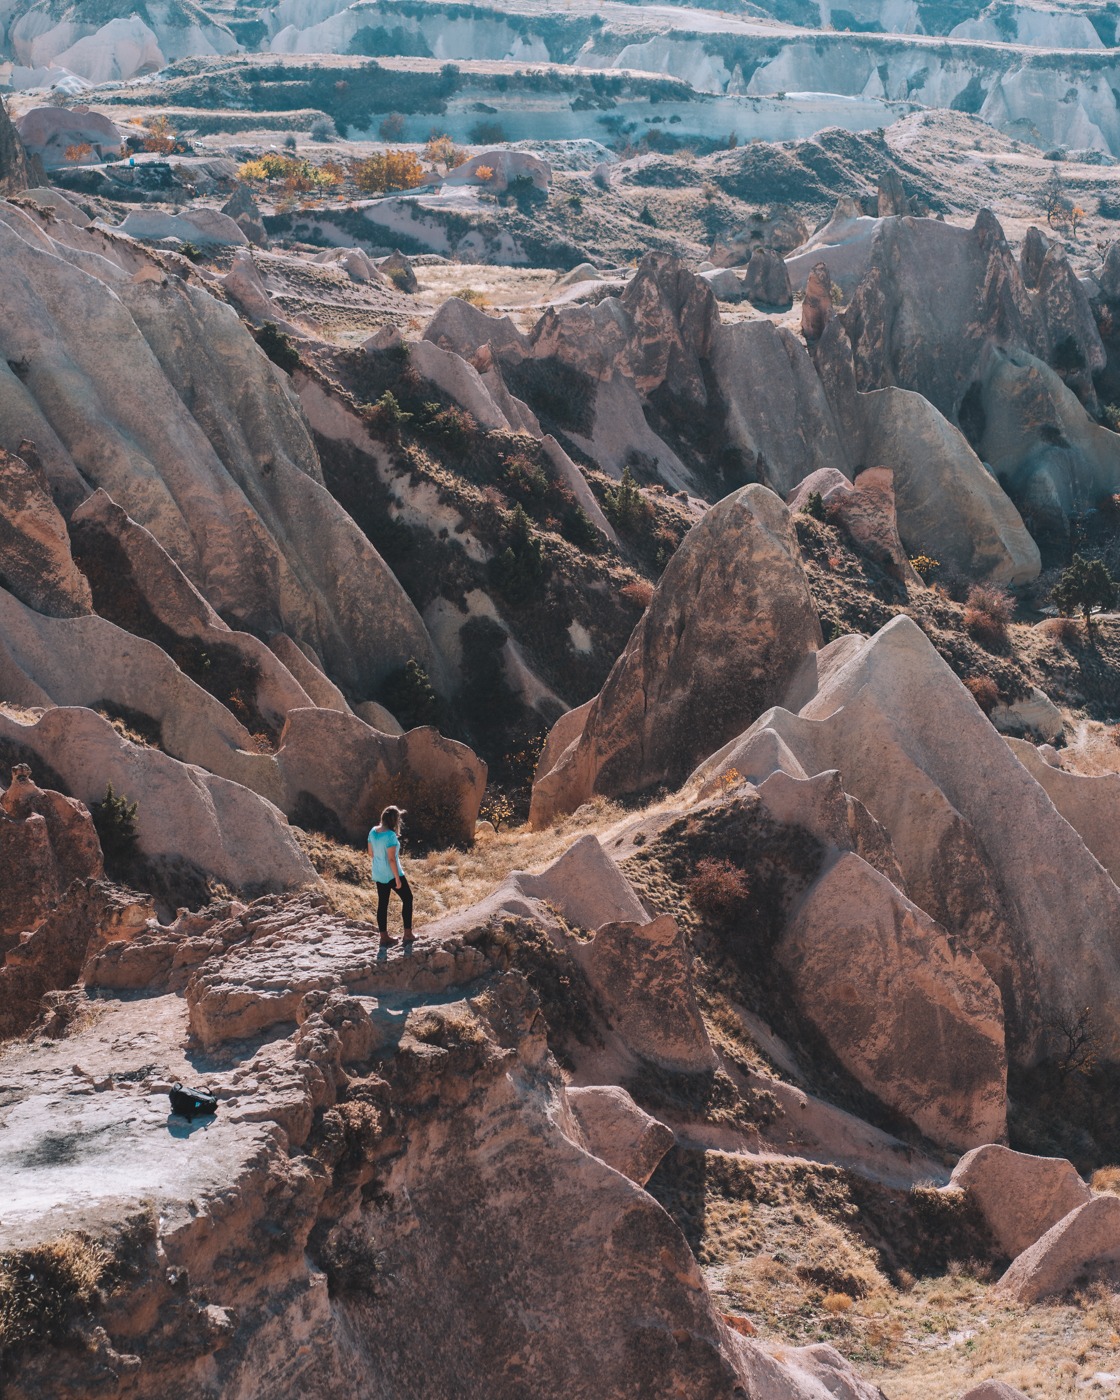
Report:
297,798,627,928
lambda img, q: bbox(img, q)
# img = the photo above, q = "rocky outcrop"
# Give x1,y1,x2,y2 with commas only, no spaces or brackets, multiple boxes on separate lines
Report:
787,465,913,580
877,169,910,218
15,105,122,169
815,320,1041,584
845,210,1103,419
0,706,315,895
379,248,418,293
274,707,486,847
1007,738,1120,884
444,149,551,193
972,346,1120,535
69,489,322,730
222,184,267,246
779,852,1006,1150
0,880,151,1040
801,261,833,341
742,246,792,307
531,485,821,824
709,320,852,498
0,446,92,617
950,1143,1091,1259
0,98,33,195
566,1085,675,1186
999,1195,1120,1303
0,765,103,944
691,616,1120,1064
0,199,440,699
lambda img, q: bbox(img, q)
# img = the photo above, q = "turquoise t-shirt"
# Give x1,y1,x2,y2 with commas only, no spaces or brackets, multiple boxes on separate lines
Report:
369,827,402,883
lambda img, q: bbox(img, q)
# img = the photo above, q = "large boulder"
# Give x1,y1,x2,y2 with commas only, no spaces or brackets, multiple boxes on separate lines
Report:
566,1085,674,1186
779,852,1006,1150
531,485,821,825
0,445,92,617
222,184,267,246
950,1144,1091,1259
15,105,122,169
999,1195,1120,1303
787,465,913,580
275,707,486,847
111,208,249,248
741,246,792,307
443,149,550,193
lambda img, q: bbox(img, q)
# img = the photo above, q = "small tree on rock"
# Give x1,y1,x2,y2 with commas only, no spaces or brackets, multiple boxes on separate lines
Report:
1051,553,1117,630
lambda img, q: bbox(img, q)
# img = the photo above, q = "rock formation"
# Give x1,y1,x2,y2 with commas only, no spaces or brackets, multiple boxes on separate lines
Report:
999,1195,1120,1303
0,97,33,195
950,1144,1091,1258
531,485,821,824
801,261,833,341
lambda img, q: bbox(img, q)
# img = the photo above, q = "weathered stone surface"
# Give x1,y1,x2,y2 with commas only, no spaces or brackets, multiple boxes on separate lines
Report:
1020,225,1050,289
699,266,743,302
788,465,913,578
710,320,852,498
1007,737,1120,884
780,852,1006,1150
991,688,1063,743
512,833,647,931
566,1085,674,1185
15,105,121,168
0,97,33,195
531,485,821,824
275,707,486,846
378,248,418,293
845,211,1046,421
973,345,1120,525
877,169,910,217
950,1143,1091,1259
578,914,716,1074
0,880,151,1039
999,1194,1120,1303
112,207,249,247
0,706,315,894
0,200,440,698
742,246,792,307
694,615,1120,1064
0,765,103,943
1035,243,1106,403
815,321,1041,585
222,183,267,245
69,489,320,730
801,261,833,341
0,446,92,617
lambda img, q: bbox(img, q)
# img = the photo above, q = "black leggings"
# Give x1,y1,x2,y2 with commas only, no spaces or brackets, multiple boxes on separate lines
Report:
375,876,413,935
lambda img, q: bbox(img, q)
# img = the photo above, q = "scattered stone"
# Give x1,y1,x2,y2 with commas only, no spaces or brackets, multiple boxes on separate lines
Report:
566,1085,674,1185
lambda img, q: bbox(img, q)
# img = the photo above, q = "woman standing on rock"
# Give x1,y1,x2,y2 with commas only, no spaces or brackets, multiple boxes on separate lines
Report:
368,805,414,945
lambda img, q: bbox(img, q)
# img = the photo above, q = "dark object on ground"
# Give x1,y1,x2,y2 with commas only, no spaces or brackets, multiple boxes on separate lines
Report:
168,1083,218,1119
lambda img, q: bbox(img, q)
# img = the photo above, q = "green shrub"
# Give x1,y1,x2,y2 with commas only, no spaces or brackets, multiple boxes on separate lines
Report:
603,467,650,533
801,490,826,521
490,505,544,601
91,783,138,867
1052,553,1117,628
379,658,440,730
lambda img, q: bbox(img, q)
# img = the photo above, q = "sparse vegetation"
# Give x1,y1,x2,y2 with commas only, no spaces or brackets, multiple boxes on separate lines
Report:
91,782,139,867
1052,554,1117,629
963,582,1014,650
